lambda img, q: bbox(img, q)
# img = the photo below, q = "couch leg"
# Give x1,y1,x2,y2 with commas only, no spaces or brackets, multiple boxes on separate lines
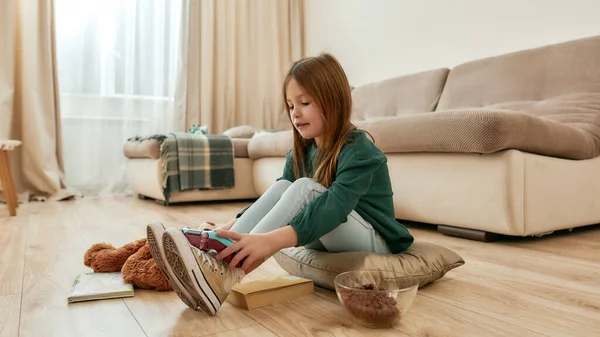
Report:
437,225,499,242
155,199,170,206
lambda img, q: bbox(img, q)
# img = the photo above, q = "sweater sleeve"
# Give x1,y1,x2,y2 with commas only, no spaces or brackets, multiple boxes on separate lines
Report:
276,150,296,183
236,150,295,218
288,148,384,246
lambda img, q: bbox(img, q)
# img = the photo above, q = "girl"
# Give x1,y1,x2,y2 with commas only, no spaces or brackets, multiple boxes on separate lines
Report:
150,53,414,315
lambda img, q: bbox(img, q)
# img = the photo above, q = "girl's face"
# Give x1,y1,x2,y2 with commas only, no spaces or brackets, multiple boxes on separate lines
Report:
286,78,326,146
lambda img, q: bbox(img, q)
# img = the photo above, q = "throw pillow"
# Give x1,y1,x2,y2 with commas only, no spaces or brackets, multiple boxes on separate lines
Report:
223,125,256,139
273,241,464,290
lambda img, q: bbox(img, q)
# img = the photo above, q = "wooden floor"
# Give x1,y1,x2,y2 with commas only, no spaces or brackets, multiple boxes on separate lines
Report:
1,196,599,337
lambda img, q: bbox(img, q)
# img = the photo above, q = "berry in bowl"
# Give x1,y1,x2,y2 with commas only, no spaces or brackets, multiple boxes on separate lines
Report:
334,270,418,328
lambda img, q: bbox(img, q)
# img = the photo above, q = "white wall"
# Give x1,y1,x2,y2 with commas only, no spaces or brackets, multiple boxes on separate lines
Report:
304,0,600,86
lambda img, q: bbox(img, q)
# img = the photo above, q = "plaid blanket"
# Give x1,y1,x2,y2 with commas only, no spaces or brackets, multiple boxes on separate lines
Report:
157,133,235,199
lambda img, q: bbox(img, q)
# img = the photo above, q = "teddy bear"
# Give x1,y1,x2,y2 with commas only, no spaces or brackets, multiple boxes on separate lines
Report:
188,124,208,135
83,237,172,291
83,222,218,291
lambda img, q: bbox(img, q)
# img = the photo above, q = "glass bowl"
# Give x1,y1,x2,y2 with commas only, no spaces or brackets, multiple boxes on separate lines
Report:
334,270,419,328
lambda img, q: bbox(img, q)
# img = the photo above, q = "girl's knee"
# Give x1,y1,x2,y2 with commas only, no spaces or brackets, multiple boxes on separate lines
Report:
269,179,292,194
291,177,326,192
273,179,292,188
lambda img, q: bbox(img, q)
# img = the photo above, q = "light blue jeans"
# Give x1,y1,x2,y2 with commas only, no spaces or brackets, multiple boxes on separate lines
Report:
230,178,391,254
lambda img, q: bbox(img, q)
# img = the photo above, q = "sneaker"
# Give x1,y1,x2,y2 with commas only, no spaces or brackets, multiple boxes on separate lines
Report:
181,228,246,265
146,222,198,310
162,228,245,315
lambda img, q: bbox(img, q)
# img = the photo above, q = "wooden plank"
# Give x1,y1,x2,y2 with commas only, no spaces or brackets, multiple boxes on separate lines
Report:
202,325,277,337
453,259,600,312
123,291,258,337
19,201,146,337
423,277,600,336
0,206,28,295
503,225,600,262
0,294,20,337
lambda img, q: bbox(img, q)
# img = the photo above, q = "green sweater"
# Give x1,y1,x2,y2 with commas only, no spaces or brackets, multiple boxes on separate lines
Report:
237,130,414,254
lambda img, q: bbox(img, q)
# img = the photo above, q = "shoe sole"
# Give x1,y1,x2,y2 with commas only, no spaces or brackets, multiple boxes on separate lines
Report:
163,230,221,315
146,222,198,310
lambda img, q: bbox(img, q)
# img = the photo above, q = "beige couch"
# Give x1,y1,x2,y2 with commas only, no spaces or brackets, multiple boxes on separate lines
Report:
125,35,600,240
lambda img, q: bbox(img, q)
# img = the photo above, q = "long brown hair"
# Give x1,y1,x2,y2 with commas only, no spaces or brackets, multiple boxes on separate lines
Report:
282,53,356,188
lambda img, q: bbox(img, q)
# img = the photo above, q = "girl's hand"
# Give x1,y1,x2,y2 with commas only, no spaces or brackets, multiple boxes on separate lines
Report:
215,231,279,273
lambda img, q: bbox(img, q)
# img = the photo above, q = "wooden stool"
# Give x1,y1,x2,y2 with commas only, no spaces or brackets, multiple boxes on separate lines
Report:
0,140,21,216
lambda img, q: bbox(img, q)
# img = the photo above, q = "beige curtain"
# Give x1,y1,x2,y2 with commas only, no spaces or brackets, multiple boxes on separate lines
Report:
174,0,304,134
0,0,70,202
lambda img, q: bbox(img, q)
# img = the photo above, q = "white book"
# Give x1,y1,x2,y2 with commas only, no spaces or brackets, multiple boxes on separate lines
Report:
68,272,134,303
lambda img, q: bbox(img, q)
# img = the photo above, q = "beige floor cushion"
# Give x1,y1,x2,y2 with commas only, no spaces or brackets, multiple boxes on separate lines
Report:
273,242,464,290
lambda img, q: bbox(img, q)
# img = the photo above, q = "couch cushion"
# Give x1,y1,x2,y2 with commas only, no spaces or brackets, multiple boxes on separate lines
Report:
247,130,293,159
438,35,600,109
231,138,251,158
355,93,600,160
124,137,251,159
123,138,161,159
273,242,464,291
352,68,449,120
